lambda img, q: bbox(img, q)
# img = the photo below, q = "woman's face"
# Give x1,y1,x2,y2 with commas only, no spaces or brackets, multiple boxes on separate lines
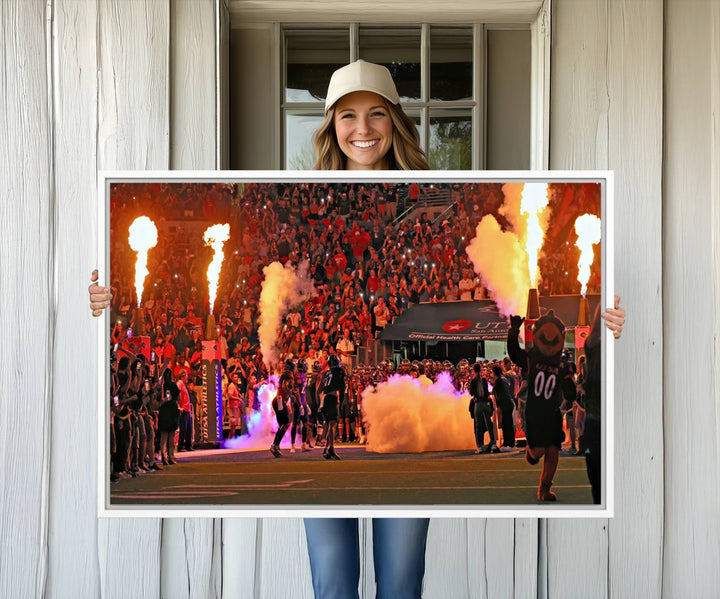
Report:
333,91,393,170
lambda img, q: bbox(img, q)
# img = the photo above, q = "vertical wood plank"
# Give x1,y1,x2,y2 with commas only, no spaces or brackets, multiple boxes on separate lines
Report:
256,519,314,598
221,519,257,599
548,2,609,595
0,1,52,597
605,1,664,597
96,1,169,596
663,1,720,596
218,0,230,169
512,519,538,599
47,0,102,596
169,0,216,170
551,0,665,597
161,2,222,598
424,519,470,599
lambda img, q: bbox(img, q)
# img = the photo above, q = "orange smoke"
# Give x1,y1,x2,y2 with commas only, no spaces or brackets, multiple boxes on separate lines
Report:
128,216,158,307
465,183,550,318
361,372,476,453
258,260,316,369
203,224,230,315
574,214,601,296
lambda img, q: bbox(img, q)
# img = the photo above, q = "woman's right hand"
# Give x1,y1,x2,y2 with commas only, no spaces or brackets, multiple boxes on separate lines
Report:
89,269,112,316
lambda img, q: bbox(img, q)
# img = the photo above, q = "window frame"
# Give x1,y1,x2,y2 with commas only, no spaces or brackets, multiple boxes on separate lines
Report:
247,1,551,171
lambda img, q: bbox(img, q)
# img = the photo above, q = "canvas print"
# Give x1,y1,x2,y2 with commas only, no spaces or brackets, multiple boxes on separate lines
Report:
100,172,611,516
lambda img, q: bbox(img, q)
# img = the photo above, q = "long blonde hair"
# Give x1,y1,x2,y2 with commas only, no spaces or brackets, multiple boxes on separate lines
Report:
312,100,430,171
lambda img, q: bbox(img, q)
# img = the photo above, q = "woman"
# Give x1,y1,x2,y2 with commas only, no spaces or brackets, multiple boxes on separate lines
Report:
88,60,626,599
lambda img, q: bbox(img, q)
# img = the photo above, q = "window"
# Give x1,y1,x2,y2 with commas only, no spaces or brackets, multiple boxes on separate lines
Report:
282,24,527,171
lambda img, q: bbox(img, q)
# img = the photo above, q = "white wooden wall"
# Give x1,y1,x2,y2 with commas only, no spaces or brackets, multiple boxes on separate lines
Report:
1,1,718,597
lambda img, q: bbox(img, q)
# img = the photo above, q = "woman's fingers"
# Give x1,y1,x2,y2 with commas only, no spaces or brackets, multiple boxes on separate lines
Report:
89,270,112,316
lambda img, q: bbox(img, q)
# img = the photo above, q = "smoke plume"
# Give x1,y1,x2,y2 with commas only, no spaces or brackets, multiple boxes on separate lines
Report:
465,182,551,318
258,260,316,368
222,376,293,450
361,372,476,453
465,215,530,317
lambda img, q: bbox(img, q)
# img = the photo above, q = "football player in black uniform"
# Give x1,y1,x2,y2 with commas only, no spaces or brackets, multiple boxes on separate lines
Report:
270,359,295,458
291,358,311,452
508,311,575,501
319,354,345,460
305,360,322,448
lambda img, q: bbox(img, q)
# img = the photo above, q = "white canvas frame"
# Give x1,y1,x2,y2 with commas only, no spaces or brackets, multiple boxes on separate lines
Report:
97,169,614,519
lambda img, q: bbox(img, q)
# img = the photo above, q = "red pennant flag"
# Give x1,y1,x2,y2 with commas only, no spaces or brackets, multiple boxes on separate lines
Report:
575,326,591,349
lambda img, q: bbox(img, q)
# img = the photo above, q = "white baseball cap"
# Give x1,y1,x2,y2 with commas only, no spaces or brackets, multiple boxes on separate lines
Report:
324,60,400,112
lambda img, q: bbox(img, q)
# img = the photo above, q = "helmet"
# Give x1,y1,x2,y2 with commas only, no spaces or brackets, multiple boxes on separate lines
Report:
296,358,308,373
442,360,453,372
328,354,341,368
384,359,395,374
458,358,470,373
422,359,434,375
399,358,411,374
312,360,322,373
409,363,419,375
283,358,296,373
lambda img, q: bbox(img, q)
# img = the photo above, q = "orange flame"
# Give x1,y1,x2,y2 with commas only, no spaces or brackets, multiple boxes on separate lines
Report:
519,183,550,288
128,216,158,307
574,214,601,296
203,224,230,314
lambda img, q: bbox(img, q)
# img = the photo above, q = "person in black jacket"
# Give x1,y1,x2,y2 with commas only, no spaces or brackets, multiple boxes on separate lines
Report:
319,354,345,460
158,368,180,465
469,362,498,454
579,306,603,504
492,365,516,450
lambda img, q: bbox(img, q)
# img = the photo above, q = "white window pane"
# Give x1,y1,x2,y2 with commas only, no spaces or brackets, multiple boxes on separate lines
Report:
429,109,472,170
430,27,473,101
286,30,350,103
359,27,421,102
285,112,324,169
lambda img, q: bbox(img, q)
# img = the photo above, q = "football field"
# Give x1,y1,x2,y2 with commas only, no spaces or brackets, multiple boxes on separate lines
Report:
109,444,594,508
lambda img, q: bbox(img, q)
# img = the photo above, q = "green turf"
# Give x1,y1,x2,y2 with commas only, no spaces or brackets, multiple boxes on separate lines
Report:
109,446,594,507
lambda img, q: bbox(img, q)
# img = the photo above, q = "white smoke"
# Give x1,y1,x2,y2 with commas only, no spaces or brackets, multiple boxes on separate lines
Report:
361,372,476,453
258,260,316,368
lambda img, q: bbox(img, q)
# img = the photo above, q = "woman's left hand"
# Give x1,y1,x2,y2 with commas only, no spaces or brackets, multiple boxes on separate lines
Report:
602,295,626,339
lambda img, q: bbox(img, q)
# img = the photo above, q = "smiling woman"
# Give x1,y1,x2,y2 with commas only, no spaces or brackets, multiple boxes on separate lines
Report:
333,91,394,170
311,60,430,171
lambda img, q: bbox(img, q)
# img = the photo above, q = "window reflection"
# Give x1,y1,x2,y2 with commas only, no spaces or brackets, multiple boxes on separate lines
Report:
359,27,421,102
429,110,472,170
286,30,350,103
430,27,473,101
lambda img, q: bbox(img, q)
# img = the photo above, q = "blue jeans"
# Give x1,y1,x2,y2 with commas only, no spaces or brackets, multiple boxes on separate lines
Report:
304,518,430,599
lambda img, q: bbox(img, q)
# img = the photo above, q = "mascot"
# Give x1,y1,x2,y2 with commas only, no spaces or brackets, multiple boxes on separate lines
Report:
508,310,576,501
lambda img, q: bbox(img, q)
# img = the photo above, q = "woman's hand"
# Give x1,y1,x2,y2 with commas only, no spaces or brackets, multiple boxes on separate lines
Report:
89,269,112,317
602,295,626,339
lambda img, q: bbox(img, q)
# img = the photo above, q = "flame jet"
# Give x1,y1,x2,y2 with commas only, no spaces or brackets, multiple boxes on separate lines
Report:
574,214,601,296
128,216,158,307
519,182,551,288
203,224,230,314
